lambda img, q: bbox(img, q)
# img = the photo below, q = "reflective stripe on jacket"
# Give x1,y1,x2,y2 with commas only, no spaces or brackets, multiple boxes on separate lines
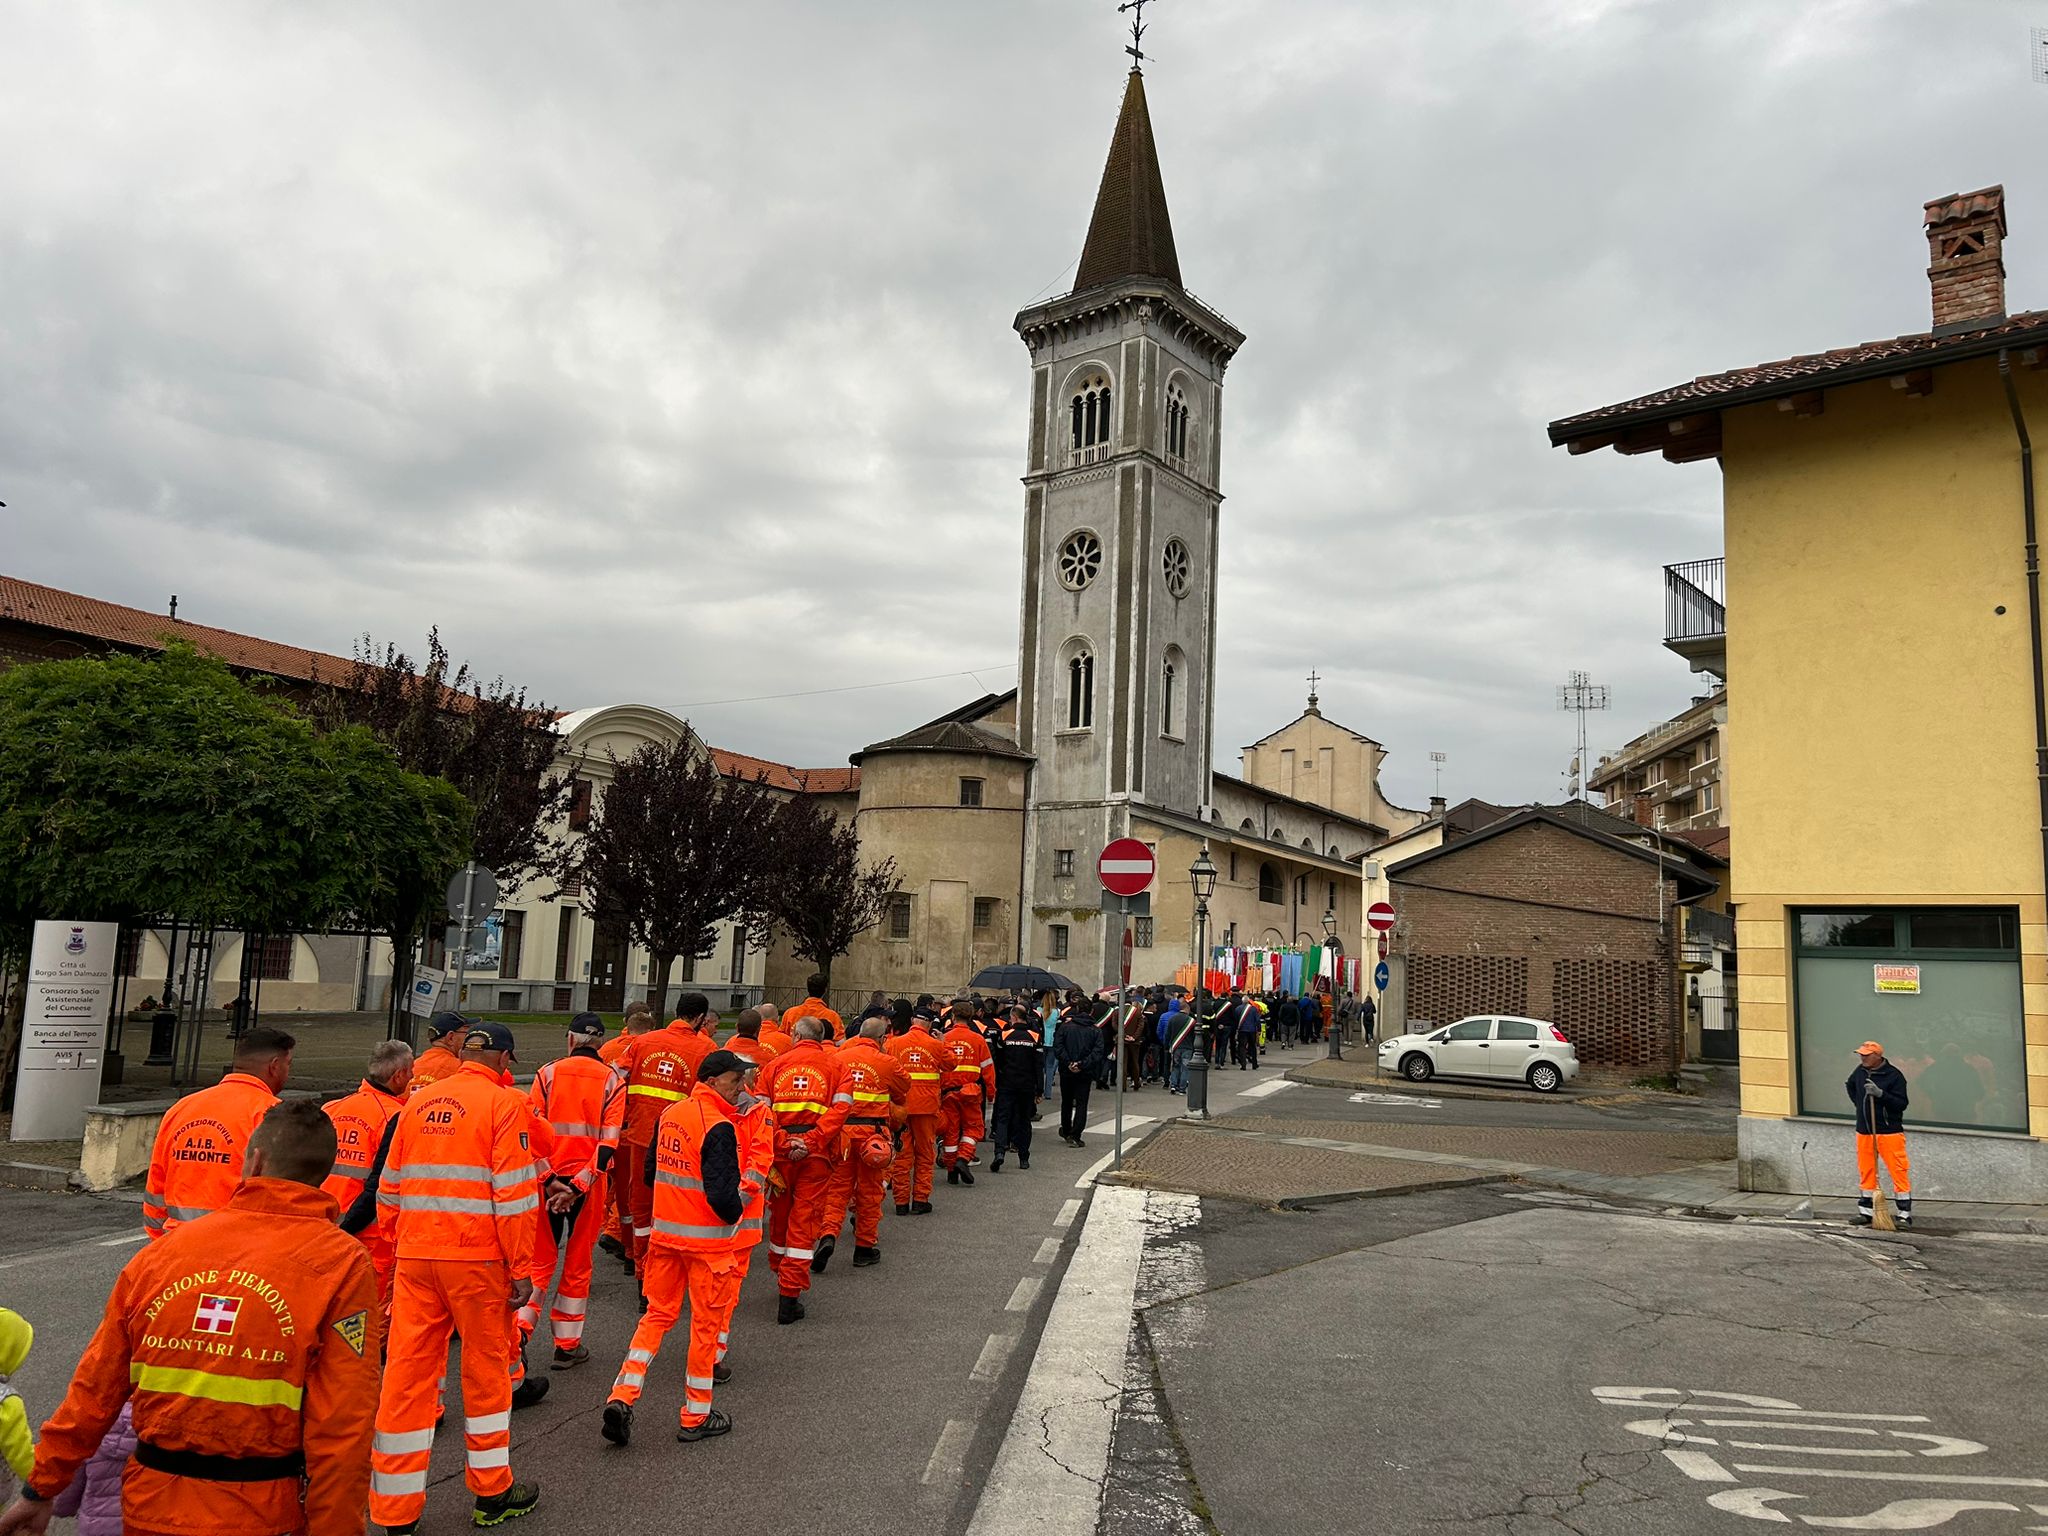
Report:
834,1038,908,1126
143,1073,279,1241
27,1178,381,1536
379,1062,539,1270
760,1042,850,1158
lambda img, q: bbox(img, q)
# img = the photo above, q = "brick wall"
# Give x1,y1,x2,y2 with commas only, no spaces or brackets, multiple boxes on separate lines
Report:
1392,819,1679,1076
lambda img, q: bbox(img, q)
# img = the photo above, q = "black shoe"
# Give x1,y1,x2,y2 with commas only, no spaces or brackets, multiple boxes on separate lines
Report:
383,1524,420,1536
601,1400,633,1446
1854,1214,1873,1227
989,1157,1004,1173
676,1409,732,1442
895,1203,910,1215
777,1294,806,1325
947,1165,961,1185
713,1361,733,1384
911,1200,934,1215
956,1166,975,1186
472,1481,540,1526
621,1255,635,1276
598,1235,624,1258
1072,1137,1085,1151
853,1246,881,1266
551,1344,589,1370
510,1377,549,1411
811,1235,835,1273
1018,1152,1030,1170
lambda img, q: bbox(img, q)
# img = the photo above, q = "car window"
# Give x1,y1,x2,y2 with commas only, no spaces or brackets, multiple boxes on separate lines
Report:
1428,1030,1450,1044
1496,1020,1538,1041
1446,1020,1491,1041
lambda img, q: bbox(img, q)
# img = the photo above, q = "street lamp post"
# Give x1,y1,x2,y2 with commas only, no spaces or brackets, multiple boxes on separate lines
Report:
1186,847,1217,1119
1322,906,1344,1062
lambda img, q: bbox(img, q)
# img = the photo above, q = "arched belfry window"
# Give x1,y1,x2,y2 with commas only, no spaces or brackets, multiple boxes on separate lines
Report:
1161,645,1187,739
1165,380,1192,468
1069,371,1114,464
1062,640,1095,731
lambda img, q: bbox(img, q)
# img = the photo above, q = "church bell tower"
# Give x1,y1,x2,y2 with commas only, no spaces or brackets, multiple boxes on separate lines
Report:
1012,61,1245,983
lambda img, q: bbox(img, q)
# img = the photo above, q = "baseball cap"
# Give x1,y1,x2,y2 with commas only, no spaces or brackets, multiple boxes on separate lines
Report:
567,1012,605,1040
1855,1040,1885,1056
699,1049,749,1080
464,1022,518,1058
429,1010,479,1038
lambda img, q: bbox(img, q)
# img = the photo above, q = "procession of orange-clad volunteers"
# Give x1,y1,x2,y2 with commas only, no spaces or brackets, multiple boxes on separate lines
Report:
0,973,1090,1535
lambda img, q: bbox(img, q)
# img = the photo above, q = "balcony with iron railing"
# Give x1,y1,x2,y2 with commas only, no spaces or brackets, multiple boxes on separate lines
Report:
1664,557,1726,678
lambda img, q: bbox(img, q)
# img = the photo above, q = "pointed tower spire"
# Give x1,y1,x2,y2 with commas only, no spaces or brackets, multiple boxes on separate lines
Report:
1073,69,1182,293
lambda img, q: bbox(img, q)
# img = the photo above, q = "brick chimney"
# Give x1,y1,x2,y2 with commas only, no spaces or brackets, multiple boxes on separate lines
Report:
1428,794,1447,818
1924,185,2007,334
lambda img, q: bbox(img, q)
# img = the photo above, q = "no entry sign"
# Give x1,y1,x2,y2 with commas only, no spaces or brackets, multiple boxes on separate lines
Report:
1367,900,1397,933
1098,838,1157,897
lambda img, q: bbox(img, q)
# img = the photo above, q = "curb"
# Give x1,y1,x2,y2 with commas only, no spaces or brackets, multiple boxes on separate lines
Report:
0,1160,82,1193
1277,1173,1507,1210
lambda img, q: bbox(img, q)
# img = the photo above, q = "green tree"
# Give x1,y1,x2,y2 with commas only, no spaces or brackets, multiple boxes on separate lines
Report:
0,645,468,1097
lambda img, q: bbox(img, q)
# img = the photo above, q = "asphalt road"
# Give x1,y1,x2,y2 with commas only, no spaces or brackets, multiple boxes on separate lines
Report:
1250,1079,1738,1133
0,1048,1310,1535
1107,1185,2048,1534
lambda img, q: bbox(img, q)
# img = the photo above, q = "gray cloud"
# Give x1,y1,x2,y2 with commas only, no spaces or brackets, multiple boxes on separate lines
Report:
3,0,2043,806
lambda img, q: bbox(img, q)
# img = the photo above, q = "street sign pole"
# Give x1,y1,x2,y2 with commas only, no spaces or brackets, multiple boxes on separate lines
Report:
449,863,477,1017
1114,898,1131,1169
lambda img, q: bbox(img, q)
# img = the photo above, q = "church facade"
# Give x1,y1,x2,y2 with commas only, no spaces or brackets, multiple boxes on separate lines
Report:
805,67,1426,1003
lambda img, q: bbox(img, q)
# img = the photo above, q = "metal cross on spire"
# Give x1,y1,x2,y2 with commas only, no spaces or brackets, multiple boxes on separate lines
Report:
1307,668,1321,709
1118,0,1155,68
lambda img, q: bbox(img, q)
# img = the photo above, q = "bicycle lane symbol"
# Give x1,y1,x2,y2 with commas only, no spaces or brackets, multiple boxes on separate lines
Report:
1592,1388,2048,1529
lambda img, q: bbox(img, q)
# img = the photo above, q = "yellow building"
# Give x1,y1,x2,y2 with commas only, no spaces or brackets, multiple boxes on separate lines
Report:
1551,185,2048,1202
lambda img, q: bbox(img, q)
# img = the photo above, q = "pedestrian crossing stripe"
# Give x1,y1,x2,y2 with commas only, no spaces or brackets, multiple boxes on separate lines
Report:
334,1310,368,1357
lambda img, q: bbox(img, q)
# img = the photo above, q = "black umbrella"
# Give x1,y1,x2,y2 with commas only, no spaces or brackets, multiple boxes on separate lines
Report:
967,964,1081,994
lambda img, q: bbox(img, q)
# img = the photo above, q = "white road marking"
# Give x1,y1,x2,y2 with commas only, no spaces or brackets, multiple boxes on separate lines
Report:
1664,1449,1736,1482
1005,1276,1043,1312
1731,1466,2048,1489
96,1233,148,1248
1053,1198,1081,1229
1033,1237,1062,1265
1236,1078,1297,1099
1084,1113,1155,1136
922,1417,976,1487
970,1333,1018,1383
1349,1091,1441,1109
965,1184,1148,1536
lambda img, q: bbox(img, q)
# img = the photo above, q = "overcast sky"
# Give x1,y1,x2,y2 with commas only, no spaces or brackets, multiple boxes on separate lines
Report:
4,0,2045,807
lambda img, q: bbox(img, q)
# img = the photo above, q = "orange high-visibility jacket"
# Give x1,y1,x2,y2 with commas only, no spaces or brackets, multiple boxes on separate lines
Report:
143,1072,280,1240
785,998,844,1042
759,1041,851,1159
649,1084,767,1252
26,1177,380,1536
599,1032,636,1068
834,1037,908,1132
939,1024,997,1100
320,1078,407,1213
758,1025,796,1056
377,1061,538,1272
620,1024,714,1148
406,1041,463,1096
529,1048,625,1194
735,1099,775,1248
887,1027,948,1116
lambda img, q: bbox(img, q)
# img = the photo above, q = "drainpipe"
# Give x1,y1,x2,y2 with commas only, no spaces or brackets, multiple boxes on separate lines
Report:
1998,349,2048,899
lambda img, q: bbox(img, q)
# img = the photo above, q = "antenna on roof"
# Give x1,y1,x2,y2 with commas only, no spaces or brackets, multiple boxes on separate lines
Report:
1118,0,1154,68
2033,27,2048,84
1430,751,1447,799
1556,670,1610,801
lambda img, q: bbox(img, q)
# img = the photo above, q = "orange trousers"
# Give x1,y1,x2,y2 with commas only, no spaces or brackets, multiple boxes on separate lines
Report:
521,1189,604,1346
619,1142,655,1261
767,1157,834,1297
824,1142,888,1248
1857,1132,1912,1207
893,1113,938,1205
371,1258,516,1529
609,1245,743,1427
940,1094,985,1168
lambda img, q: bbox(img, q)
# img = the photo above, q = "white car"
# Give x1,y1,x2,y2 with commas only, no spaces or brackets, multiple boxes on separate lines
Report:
1377,1016,1579,1093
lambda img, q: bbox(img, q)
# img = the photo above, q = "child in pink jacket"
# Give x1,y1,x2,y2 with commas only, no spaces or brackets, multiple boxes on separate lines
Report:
51,1400,135,1536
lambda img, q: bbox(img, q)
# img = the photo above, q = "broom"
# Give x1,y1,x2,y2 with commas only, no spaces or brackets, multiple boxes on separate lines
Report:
1862,1083,1895,1231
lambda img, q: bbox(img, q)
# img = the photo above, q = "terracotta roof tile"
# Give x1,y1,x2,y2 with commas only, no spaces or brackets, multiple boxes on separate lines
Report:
708,748,859,795
1,573,358,685
1549,308,2048,444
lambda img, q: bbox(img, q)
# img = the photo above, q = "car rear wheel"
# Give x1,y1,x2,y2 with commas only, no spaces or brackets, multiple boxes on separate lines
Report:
1528,1062,1563,1094
1401,1053,1434,1083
